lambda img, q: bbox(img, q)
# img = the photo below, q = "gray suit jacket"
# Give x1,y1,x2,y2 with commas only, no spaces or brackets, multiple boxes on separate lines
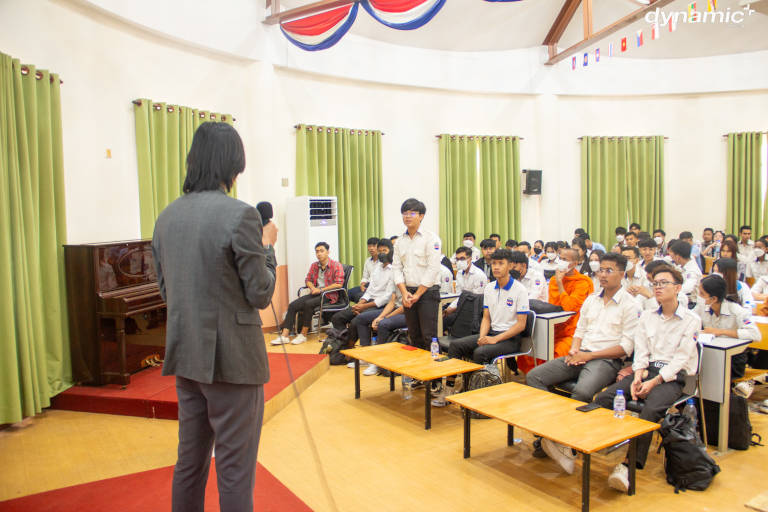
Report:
152,190,276,385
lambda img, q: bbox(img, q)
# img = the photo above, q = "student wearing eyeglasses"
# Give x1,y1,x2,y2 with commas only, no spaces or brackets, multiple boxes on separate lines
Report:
595,263,701,493
526,252,640,473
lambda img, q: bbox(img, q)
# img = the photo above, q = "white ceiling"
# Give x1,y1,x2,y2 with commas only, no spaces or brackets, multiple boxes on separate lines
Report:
279,0,768,58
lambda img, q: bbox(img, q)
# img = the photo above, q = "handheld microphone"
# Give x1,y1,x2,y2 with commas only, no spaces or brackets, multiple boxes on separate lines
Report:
256,201,273,226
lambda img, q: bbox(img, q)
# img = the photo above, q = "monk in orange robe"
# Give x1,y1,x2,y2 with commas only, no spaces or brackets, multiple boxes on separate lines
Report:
518,248,594,374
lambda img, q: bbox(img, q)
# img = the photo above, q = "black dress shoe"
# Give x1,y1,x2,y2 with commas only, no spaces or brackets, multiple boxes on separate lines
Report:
532,437,547,458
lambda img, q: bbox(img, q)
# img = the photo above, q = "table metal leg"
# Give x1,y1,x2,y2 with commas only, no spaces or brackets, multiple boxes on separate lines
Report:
354,359,360,399
628,438,637,496
718,350,734,453
390,371,395,392
581,452,591,512
507,425,514,446
463,407,471,458
425,379,432,430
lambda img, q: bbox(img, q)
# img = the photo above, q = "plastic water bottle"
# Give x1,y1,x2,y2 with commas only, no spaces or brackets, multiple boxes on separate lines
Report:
372,336,377,346
431,337,440,360
682,398,703,445
402,375,413,400
613,390,626,419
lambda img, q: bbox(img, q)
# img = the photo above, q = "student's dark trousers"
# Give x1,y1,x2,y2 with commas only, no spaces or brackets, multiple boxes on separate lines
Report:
281,294,322,332
404,285,440,350
173,377,264,512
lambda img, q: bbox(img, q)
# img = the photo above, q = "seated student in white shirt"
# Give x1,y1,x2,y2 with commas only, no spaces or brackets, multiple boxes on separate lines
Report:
585,250,604,293
515,241,542,275
637,238,659,270
540,241,561,280
712,258,754,306
447,249,529,364
509,250,547,301
621,246,651,306
694,274,760,385
595,264,700,492
473,238,497,280
438,259,454,294
349,237,380,303
456,232,482,262
668,240,702,308
748,238,768,280
444,246,488,315
527,253,640,472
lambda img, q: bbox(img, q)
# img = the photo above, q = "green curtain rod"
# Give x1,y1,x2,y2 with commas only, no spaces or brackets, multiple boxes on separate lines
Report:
577,136,669,140
20,65,62,84
294,124,384,134
131,99,235,122
721,132,768,137
435,135,524,140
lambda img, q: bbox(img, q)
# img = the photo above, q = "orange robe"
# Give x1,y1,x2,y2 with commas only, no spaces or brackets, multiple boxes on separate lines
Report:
518,270,594,374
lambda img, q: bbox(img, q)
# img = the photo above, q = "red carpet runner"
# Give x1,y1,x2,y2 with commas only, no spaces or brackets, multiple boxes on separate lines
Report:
50,353,325,419
0,461,311,511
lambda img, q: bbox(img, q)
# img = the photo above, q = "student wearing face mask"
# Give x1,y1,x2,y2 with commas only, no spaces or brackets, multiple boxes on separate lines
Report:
510,250,547,301
694,275,760,387
444,246,489,317
533,240,545,258
612,226,628,252
455,232,481,262
748,238,768,280
517,248,594,374
652,229,667,257
621,246,649,301
586,250,605,293
516,241,542,274
571,237,590,275
668,240,702,307
540,241,560,281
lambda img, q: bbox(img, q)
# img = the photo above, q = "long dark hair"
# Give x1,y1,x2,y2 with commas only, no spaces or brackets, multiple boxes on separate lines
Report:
184,122,245,193
700,274,728,303
713,258,740,304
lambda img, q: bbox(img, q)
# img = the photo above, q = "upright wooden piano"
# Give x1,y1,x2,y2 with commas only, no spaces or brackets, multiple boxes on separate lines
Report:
65,240,166,386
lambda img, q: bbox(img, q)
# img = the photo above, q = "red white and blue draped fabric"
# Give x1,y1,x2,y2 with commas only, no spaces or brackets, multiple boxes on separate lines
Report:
280,2,359,51
361,0,446,30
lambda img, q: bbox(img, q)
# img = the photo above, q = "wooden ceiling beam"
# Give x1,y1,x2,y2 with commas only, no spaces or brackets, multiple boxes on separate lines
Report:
263,0,356,25
544,0,676,65
543,0,582,46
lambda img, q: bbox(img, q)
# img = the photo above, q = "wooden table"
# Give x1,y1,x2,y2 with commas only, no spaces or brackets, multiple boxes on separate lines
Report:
533,311,576,361
447,382,660,512
341,343,483,429
700,336,753,453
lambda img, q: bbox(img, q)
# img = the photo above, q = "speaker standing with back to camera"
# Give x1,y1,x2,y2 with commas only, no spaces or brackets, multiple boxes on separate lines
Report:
523,169,542,195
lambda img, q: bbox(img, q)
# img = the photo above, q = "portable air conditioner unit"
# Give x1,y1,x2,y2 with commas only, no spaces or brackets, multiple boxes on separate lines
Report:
285,196,340,297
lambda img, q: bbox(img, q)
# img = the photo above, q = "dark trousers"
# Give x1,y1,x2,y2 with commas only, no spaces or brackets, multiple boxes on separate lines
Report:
595,369,683,469
173,377,264,512
331,307,383,346
376,313,407,344
404,285,440,350
526,356,623,403
281,294,322,332
447,330,522,364
348,286,364,303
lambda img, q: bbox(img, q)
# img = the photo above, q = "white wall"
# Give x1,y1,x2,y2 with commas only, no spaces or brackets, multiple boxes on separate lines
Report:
2,0,768,260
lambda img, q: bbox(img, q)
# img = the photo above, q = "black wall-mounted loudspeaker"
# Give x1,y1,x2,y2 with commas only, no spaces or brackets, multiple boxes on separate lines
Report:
523,169,542,195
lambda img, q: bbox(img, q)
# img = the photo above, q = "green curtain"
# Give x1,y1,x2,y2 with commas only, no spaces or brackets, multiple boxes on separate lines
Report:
295,125,384,286
439,135,481,257
580,137,629,249
727,132,763,236
0,52,71,424
626,136,664,234
439,134,521,255
134,100,234,238
581,136,665,248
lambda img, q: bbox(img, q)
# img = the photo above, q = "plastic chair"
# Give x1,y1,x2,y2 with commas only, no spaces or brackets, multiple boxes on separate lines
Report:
491,310,537,382
297,263,354,333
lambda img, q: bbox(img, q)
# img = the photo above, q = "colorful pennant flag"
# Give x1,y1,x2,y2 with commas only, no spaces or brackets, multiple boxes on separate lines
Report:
572,56,577,70
595,48,600,63
688,2,697,21
583,52,589,67
669,14,677,31
652,23,659,40
621,37,627,52
608,42,614,57
707,0,716,12
636,30,643,47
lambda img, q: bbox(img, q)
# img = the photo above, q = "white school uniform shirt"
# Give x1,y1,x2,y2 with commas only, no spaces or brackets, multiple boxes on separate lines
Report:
392,229,443,288
520,270,547,301
736,281,755,305
749,259,768,280
680,259,702,304
483,278,530,333
737,240,754,277
360,257,379,285
573,288,640,357
528,257,542,275
439,264,454,294
752,275,768,296
449,264,488,308
642,291,689,311
361,264,396,308
693,300,761,341
632,302,701,382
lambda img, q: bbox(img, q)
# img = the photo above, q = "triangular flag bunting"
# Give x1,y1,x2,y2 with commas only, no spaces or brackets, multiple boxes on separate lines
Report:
595,48,600,63
572,56,577,70
608,42,614,57
621,37,627,52
652,23,659,40
583,52,589,67
636,30,643,47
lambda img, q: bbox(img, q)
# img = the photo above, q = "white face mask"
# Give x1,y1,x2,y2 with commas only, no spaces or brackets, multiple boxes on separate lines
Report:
557,260,571,272
626,260,635,272
463,239,474,248
589,260,600,272
546,252,556,261
663,255,674,264
755,248,765,258
616,235,625,242
456,259,469,271
654,236,663,245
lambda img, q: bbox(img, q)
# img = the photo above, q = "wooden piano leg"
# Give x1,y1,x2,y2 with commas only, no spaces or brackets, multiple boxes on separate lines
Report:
116,317,130,387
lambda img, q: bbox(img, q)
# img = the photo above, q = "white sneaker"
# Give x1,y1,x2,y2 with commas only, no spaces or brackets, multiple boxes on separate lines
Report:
541,438,576,474
734,380,754,399
363,364,379,376
347,361,357,369
607,463,629,493
758,399,768,414
270,334,290,345
291,333,308,345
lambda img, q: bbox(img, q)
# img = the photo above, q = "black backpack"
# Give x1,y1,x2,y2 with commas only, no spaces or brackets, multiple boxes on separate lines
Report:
703,394,763,450
319,327,349,365
446,292,484,338
465,368,502,419
659,412,720,493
